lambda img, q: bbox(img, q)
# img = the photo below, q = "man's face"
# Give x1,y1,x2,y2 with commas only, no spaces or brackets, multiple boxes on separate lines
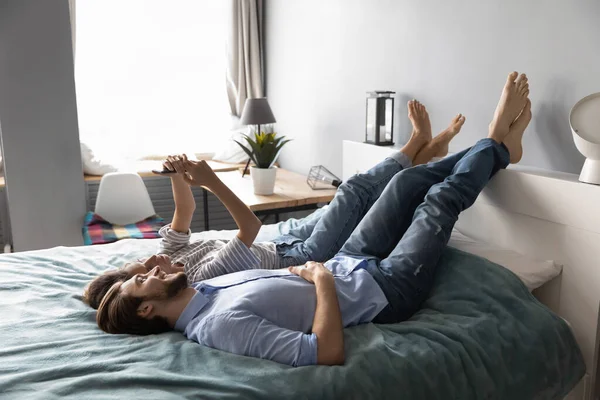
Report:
121,266,187,301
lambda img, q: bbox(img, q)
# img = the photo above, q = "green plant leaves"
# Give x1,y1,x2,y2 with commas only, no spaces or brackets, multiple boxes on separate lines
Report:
236,132,292,169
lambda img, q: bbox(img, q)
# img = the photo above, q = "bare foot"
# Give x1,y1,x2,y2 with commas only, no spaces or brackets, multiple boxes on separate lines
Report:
488,72,529,142
413,114,466,165
399,100,432,161
503,99,532,163
407,100,432,144
435,113,466,157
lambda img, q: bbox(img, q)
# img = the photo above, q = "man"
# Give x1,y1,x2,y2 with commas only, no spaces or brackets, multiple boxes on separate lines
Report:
96,72,530,367
83,100,465,309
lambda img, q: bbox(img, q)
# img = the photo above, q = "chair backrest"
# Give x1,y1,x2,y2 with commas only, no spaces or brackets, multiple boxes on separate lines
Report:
94,172,156,225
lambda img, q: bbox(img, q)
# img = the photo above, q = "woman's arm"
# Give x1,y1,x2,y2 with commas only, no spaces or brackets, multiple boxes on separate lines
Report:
169,176,196,233
182,159,261,248
162,155,196,233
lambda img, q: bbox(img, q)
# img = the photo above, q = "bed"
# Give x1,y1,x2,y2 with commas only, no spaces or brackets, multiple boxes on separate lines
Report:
0,165,595,400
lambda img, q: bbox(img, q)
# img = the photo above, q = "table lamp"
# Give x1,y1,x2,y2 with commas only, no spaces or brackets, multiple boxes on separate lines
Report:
570,92,600,184
240,98,277,177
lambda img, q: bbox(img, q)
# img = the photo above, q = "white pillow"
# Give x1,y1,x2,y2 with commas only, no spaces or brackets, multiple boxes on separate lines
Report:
80,142,118,176
448,231,562,291
212,128,251,164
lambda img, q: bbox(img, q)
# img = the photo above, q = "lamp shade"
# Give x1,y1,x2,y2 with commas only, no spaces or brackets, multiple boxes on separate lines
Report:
240,98,276,125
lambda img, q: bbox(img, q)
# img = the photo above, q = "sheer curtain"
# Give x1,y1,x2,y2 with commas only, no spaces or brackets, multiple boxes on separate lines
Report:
75,0,230,164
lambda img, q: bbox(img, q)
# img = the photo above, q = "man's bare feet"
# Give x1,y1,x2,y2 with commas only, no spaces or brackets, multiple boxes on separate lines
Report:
503,99,532,163
398,100,432,161
488,72,529,142
413,114,466,165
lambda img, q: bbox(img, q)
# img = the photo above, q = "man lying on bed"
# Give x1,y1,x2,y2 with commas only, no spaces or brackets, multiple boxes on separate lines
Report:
94,72,531,367
83,100,464,309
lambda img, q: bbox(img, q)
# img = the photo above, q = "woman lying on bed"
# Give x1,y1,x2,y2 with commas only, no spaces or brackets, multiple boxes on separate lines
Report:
83,100,466,309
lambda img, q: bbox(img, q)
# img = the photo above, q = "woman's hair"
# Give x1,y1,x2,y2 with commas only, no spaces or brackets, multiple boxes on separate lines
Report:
83,269,130,309
96,281,171,335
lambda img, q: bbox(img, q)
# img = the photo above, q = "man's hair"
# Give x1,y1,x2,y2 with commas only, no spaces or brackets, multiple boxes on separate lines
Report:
83,269,130,309
96,281,171,335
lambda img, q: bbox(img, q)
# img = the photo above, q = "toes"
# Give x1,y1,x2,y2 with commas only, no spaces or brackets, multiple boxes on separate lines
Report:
515,73,527,89
506,71,518,84
408,100,415,116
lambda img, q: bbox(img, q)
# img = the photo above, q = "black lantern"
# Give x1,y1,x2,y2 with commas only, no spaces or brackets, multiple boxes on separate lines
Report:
365,91,395,146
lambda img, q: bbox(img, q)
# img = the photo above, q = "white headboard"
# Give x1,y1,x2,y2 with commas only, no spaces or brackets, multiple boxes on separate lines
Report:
343,140,599,400
456,165,600,400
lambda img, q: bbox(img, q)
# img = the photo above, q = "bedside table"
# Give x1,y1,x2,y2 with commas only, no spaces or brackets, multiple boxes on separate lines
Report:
342,140,403,181
204,168,337,229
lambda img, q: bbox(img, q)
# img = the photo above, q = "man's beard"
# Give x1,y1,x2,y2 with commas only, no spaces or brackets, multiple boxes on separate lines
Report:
166,272,188,298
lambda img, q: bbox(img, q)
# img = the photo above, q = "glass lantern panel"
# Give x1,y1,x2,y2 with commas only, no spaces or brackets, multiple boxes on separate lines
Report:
366,98,377,142
378,99,388,143
384,98,393,141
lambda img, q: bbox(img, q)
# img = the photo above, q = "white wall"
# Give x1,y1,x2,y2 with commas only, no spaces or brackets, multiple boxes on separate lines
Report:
266,0,600,176
0,0,86,251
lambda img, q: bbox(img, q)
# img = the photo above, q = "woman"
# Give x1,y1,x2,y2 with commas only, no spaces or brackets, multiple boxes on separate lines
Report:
83,101,465,309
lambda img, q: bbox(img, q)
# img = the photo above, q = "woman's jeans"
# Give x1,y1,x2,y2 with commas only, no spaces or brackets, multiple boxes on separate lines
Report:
273,152,412,267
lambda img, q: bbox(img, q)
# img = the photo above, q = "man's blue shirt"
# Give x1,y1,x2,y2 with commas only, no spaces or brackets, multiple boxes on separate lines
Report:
174,255,388,367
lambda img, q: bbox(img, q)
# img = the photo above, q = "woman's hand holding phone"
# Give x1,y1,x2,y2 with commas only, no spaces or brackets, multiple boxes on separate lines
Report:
152,154,189,177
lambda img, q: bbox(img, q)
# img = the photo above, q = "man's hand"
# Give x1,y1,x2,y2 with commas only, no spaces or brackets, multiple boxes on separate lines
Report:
290,261,344,365
288,262,333,284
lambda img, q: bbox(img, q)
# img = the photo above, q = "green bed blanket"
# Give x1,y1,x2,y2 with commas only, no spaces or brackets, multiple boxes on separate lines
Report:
0,227,585,399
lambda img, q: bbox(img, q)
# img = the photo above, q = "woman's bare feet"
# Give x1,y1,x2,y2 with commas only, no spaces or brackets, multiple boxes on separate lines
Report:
434,113,466,157
413,113,466,165
407,100,432,143
488,72,529,142
399,100,432,161
503,99,532,163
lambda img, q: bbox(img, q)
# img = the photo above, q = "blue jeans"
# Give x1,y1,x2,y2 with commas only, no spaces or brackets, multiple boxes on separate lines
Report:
338,138,510,324
273,152,412,267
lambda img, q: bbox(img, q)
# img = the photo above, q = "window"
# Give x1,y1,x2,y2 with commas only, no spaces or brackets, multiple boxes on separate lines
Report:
75,0,230,164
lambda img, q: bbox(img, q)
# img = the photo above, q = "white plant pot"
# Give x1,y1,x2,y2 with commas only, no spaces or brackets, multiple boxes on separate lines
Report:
251,167,277,195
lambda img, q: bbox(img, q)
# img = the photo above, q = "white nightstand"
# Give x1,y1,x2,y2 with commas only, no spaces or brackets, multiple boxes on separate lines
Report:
342,141,404,181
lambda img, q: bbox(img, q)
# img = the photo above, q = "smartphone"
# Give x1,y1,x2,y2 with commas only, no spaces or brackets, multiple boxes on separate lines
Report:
151,169,178,175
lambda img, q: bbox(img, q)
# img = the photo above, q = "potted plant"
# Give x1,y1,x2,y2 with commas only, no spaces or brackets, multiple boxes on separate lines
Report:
235,132,291,195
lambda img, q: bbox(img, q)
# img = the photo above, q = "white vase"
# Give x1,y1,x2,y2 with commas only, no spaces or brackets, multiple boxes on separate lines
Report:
251,167,277,195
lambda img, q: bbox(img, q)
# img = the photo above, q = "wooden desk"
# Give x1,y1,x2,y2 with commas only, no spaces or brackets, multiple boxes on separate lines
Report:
84,160,243,182
0,161,243,188
203,168,337,229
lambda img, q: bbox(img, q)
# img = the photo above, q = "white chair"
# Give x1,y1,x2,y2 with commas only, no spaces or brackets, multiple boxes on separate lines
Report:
94,172,156,225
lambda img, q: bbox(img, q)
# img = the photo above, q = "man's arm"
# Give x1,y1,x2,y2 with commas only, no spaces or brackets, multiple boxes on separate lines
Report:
201,311,318,367
289,262,345,365
182,159,261,248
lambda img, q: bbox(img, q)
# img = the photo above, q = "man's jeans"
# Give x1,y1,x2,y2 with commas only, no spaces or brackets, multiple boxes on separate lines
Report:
273,152,412,267
338,138,510,323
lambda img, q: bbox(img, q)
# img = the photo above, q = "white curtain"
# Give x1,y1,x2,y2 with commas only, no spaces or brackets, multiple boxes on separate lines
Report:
68,0,75,56
226,0,264,117
75,0,230,163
